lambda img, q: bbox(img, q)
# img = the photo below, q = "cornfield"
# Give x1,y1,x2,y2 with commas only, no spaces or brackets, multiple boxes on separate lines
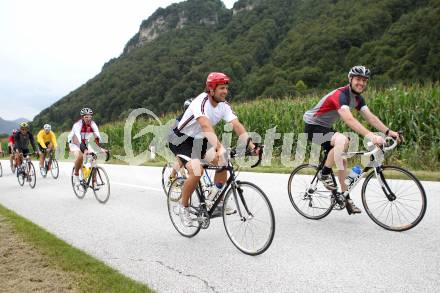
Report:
99,82,440,170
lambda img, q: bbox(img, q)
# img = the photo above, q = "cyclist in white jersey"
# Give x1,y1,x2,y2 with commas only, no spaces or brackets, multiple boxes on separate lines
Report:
169,72,259,226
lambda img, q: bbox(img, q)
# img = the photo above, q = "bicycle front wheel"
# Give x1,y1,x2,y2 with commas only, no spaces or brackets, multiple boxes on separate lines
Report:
288,164,334,220
17,166,25,186
167,178,201,237
92,167,110,204
50,159,59,179
361,166,427,232
71,167,86,199
27,162,36,188
223,181,275,256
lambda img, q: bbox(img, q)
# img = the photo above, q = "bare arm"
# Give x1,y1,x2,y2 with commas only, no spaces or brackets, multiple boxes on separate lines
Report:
230,119,256,150
197,116,222,150
338,107,373,137
360,108,388,133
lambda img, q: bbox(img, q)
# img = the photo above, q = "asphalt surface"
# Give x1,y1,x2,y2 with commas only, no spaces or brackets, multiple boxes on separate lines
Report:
0,160,439,292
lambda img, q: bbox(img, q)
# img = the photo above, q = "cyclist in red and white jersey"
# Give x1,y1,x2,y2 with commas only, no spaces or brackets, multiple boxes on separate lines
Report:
303,66,400,214
68,108,107,186
8,129,18,172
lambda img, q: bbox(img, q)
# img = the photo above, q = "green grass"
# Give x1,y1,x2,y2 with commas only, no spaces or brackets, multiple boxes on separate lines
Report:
0,204,154,293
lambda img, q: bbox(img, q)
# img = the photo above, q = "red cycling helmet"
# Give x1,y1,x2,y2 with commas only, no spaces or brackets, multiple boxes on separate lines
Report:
206,72,230,91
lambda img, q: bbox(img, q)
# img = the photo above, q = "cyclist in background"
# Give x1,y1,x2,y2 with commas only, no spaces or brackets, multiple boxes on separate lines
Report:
13,122,39,174
37,124,58,176
68,108,107,186
167,98,193,185
303,66,400,214
8,129,17,172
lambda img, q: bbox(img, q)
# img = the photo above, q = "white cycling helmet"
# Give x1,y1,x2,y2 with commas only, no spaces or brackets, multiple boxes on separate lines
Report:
43,124,51,131
80,107,93,116
348,65,371,79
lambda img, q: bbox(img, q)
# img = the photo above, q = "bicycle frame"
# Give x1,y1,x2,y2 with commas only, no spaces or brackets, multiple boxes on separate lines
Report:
308,139,399,203
194,150,262,220
80,154,99,188
195,164,237,219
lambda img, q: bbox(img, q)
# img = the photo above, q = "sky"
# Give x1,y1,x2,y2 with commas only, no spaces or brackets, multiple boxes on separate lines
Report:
0,0,237,121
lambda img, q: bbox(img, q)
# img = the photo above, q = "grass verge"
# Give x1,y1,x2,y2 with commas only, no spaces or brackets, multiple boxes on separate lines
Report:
0,204,153,293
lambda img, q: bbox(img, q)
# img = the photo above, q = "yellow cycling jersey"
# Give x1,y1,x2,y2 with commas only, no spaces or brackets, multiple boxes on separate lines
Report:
37,130,58,148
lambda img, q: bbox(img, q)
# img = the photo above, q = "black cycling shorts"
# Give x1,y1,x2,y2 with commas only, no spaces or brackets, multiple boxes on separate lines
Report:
168,128,210,165
16,148,30,157
304,123,335,152
38,142,51,153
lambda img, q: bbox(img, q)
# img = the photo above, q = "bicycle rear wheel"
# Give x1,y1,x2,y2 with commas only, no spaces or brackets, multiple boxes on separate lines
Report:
223,181,275,255
92,166,110,204
71,167,86,199
162,163,174,196
361,165,427,232
27,162,36,188
167,177,201,237
288,164,334,220
50,159,59,179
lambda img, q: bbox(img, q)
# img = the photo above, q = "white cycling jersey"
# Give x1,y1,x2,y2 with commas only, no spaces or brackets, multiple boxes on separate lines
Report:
177,93,237,139
68,119,101,145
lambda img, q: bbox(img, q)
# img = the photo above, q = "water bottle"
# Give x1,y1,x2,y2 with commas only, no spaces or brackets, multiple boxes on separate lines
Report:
82,157,91,179
345,165,362,187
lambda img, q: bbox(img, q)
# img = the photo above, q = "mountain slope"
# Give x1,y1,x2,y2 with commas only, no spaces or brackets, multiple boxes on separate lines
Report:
32,0,440,130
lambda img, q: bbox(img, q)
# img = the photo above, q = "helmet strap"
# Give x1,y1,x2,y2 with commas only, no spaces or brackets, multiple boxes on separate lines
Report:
349,80,362,95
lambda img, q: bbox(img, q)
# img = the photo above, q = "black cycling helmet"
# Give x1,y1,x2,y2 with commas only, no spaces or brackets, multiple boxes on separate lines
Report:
348,65,371,79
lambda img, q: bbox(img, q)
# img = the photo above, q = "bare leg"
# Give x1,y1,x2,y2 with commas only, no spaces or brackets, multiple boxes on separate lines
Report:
39,151,45,168
181,160,202,207
73,151,83,176
324,133,349,191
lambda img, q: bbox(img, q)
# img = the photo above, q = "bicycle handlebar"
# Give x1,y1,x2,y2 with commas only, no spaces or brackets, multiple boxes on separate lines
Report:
229,138,264,168
363,132,401,157
85,150,110,162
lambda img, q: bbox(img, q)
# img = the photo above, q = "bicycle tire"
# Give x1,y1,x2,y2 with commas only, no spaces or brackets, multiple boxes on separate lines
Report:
223,181,275,255
361,165,427,232
27,162,36,188
288,164,334,220
50,159,59,179
167,177,201,237
92,166,111,204
71,167,87,199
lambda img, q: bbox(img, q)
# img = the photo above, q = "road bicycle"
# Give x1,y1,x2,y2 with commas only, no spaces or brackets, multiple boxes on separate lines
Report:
288,134,426,231
167,140,275,255
40,148,59,179
16,152,36,188
71,151,111,204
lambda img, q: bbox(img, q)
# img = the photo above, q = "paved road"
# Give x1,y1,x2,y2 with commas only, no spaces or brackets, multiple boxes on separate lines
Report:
0,160,439,292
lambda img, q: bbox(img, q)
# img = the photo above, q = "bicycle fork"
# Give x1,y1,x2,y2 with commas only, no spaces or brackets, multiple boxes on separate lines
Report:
374,167,396,201
231,182,253,221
